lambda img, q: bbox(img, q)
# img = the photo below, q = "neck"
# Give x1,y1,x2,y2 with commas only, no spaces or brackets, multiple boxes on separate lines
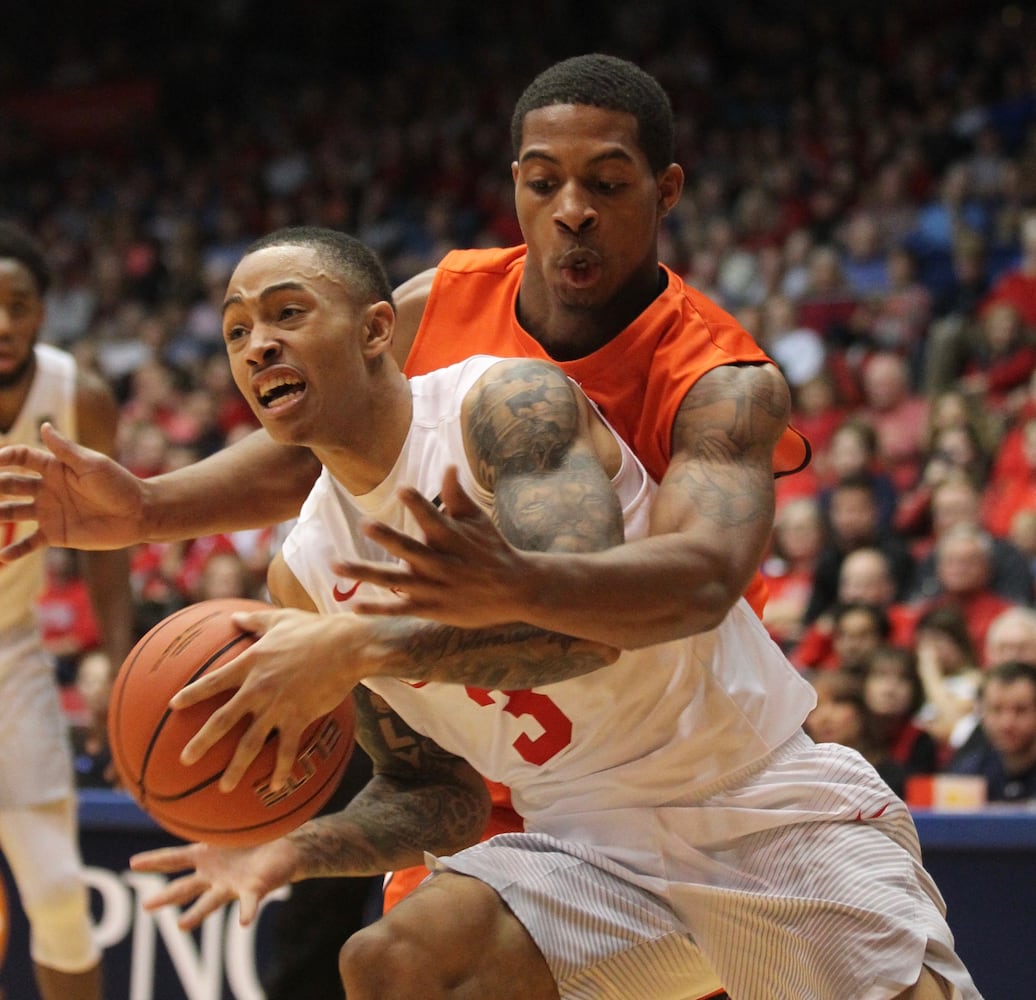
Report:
518,263,665,361
314,373,413,495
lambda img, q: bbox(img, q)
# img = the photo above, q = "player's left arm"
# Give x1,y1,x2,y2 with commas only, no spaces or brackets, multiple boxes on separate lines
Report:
343,362,786,649
74,372,134,672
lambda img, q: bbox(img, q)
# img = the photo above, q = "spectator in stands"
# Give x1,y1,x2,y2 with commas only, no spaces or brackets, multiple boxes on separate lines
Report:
914,606,984,759
984,605,1036,669
947,661,1036,802
924,231,991,394
36,546,101,688
804,669,906,794
761,497,826,652
818,418,898,530
919,523,1017,655
804,474,915,625
794,548,914,670
865,246,933,366
860,645,939,797
839,210,889,297
68,650,116,789
857,352,930,492
982,416,1036,540
959,300,1036,415
908,474,1034,605
980,209,1036,330
795,601,892,675
795,243,860,348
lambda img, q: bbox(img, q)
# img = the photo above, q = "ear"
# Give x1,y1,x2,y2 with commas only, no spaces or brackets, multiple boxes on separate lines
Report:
657,163,684,218
361,300,396,359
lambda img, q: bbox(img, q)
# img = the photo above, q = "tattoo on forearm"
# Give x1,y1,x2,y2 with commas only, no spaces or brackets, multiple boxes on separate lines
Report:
290,688,490,878
390,620,613,689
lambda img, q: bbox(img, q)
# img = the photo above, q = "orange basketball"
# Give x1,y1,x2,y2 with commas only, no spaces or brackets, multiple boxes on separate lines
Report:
110,598,355,848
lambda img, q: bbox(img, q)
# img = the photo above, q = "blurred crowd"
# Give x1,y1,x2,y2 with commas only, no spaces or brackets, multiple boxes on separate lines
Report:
3,0,1035,801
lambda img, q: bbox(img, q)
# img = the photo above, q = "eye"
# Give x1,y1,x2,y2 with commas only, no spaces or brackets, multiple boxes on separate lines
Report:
279,304,305,320
224,324,248,343
526,178,556,195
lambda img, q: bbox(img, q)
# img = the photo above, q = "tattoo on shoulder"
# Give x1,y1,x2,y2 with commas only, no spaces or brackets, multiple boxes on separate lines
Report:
667,365,786,527
465,361,579,487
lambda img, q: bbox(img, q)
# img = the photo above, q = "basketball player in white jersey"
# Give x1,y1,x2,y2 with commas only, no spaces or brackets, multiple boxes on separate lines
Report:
129,228,978,999
0,222,132,1000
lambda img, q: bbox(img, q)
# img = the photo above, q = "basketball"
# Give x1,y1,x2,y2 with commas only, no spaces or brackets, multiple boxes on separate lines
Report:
109,598,355,848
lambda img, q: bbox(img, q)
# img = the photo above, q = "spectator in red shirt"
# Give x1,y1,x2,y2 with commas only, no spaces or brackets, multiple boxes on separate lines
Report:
860,645,939,797
959,300,1036,415
919,523,1017,656
983,417,1036,539
36,546,101,689
761,497,826,652
981,210,1036,331
857,352,930,492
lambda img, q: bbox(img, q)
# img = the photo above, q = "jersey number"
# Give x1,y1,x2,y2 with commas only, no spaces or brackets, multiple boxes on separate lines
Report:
465,687,572,765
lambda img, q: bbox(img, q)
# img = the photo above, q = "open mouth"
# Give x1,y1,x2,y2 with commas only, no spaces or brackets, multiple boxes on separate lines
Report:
255,374,305,409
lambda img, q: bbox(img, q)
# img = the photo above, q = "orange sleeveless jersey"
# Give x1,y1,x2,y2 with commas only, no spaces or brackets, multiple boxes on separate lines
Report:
383,246,811,911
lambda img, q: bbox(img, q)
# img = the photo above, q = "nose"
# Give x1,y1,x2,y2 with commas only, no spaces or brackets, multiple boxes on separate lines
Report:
244,322,281,366
552,182,598,235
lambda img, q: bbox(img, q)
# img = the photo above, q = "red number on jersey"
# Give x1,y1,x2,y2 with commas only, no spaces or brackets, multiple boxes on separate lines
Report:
466,687,573,765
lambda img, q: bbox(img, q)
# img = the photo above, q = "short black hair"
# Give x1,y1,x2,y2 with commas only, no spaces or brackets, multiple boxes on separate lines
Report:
983,660,1036,695
0,220,50,295
511,53,675,173
244,227,394,309
833,601,892,641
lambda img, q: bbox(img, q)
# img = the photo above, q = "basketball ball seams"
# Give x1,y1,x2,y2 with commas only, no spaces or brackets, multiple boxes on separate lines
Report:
109,598,356,848
137,631,255,795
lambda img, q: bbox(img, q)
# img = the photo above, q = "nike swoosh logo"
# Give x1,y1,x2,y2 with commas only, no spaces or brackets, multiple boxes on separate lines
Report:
332,580,361,602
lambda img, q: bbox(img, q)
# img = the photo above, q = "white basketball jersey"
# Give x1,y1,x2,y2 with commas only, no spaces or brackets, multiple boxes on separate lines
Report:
0,344,77,631
283,356,817,835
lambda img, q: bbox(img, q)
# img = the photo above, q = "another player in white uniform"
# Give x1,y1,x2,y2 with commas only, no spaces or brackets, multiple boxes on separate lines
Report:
131,229,978,1000
0,223,132,1000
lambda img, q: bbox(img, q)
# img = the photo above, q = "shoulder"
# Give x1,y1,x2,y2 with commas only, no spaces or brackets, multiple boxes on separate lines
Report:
673,362,790,443
465,357,579,411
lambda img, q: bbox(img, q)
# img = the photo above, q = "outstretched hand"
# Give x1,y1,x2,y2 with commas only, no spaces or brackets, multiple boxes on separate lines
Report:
0,423,145,560
171,606,363,792
130,836,299,929
342,466,534,628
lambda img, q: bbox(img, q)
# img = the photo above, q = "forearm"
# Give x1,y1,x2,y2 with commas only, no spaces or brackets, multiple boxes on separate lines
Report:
362,617,619,689
82,548,134,666
512,532,752,649
286,770,489,880
140,431,320,541
284,686,491,880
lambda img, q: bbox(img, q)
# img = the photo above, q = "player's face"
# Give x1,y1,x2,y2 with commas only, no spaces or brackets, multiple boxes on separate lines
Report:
513,104,681,317
0,258,43,389
221,245,374,448
982,679,1036,757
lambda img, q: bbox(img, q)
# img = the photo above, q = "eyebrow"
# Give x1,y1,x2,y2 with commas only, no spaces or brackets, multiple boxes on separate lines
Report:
222,280,306,317
517,147,636,168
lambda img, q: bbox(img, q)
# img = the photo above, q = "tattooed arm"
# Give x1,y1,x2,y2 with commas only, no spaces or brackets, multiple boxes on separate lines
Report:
174,364,623,790
130,684,489,930
343,361,789,649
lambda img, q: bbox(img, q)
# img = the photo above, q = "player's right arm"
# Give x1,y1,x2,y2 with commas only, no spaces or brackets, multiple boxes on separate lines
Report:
0,423,319,559
129,685,490,931
0,271,435,561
